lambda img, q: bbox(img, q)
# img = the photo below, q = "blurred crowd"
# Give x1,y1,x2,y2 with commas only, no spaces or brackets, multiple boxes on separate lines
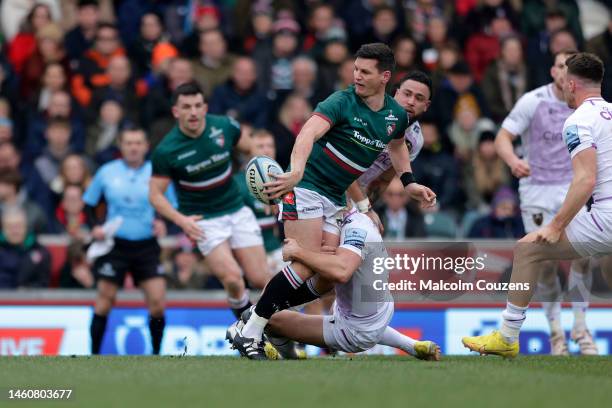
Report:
0,0,610,289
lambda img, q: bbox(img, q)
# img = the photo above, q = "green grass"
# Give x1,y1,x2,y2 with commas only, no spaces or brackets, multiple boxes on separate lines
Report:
1,356,611,408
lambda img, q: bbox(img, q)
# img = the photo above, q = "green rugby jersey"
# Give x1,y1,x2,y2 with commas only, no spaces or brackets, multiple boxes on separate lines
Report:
234,171,281,252
151,114,244,217
299,85,408,205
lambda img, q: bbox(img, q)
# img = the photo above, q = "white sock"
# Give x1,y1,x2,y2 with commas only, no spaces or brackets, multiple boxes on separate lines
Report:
538,279,563,335
569,267,591,333
227,291,250,310
500,302,528,344
241,310,268,341
379,326,417,355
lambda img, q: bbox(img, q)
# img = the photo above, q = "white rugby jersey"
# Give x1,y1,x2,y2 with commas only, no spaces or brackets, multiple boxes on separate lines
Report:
501,83,574,186
562,97,612,208
357,120,423,189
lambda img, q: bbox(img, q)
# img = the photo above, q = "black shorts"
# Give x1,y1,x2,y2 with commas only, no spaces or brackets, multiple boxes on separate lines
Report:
94,238,162,287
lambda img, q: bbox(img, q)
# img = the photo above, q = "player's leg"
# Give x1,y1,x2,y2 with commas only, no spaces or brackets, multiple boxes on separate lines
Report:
205,241,251,318
266,310,327,347
568,257,598,354
378,326,441,361
140,277,167,355
91,279,119,354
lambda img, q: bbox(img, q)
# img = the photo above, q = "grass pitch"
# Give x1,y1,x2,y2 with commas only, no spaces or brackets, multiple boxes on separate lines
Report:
1,355,611,408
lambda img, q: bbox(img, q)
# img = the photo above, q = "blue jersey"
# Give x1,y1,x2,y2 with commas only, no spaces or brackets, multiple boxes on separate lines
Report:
83,159,176,241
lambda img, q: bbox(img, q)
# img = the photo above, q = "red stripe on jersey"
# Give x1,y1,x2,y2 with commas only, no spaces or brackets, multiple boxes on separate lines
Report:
312,112,333,126
323,147,363,176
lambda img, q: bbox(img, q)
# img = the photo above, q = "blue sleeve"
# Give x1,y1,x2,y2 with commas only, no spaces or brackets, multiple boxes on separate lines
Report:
82,168,105,206
165,182,178,208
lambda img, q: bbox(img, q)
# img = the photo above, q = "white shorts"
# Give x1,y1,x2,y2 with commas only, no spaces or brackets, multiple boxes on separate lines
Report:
267,248,289,274
322,304,392,353
565,207,612,258
519,183,568,233
279,187,346,236
195,206,263,256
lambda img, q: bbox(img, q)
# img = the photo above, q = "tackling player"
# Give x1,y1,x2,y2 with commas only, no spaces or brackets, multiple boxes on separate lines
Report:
149,82,270,319
494,50,596,355
85,126,171,355
463,53,612,358
234,44,436,359
229,209,440,360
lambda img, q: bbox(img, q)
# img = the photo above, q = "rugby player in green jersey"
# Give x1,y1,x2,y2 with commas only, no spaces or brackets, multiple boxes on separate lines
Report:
149,82,271,319
232,44,436,359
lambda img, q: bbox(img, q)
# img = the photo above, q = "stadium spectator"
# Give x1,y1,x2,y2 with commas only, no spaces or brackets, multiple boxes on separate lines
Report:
71,23,125,107
465,130,510,209
467,186,524,238
420,16,450,72
191,28,235,98
465,14,515,82
391,36,422,88
431,61,489,144
404,0,445,45
359,5,401,47
0,170,47,234
208,57,268,128
481,35,527,123
269,94,312,171
526,9,569,85
586,19,612,101
241,2,274,54
412,121,462,212
303,3,337,57
530,28,578,89
181,5,222,59
64,0,100,64
58,237,94,289
24,90,85,160
90,55,144,124
20,23,69,101
290,56,327,108
6,3,55,74
128,12,167,78
459,0,519,43
335,57,355,91
315,33,350,96
449,95,496,162
49,153,92,209
85,99,123,165
254,14,300,94
51,183,88,236
143,57,194,146
0,117,13,145
375,176,427,239
521,0,583,47
430,42,461,90
0,207,51,289
31,63,68,113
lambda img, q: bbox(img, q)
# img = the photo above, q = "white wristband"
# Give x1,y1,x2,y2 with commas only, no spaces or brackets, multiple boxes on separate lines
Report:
356,198,371,213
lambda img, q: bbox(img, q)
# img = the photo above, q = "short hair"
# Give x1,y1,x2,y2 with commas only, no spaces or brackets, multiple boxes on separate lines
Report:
118,124,148,142
374,5,395,17
397,71,433,100
552,48,578,61
78,0,99,8
97,22,118,33
251,129,274,139
172,81,206,105
47,117,72,131
355,43,395,73
566,52,605,84
0,169,21,190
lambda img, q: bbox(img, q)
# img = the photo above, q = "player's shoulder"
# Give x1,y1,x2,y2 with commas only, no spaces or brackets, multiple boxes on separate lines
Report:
343,212,382,242
97,159,122,175
517,84,553,106
565,101,597,126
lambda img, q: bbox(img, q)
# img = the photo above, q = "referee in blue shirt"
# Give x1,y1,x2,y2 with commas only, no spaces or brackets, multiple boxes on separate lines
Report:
83,126,174,355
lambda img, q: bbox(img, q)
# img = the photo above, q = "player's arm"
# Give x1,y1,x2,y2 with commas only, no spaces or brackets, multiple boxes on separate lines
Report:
264,115,330,199
388,138,436,208
282,238,361,284
550,148,597,230
234,125,252,155
347,181,384,233
149,176,204,240
495,128,530,178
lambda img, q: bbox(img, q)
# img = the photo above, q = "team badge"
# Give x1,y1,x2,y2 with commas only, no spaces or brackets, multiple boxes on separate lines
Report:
283,192,296,205
214,135,225,147
532,213,543,226
387,123,396,135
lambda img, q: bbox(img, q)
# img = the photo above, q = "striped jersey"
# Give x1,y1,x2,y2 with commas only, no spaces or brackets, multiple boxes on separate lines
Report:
151,115,243,217
299,86,408,205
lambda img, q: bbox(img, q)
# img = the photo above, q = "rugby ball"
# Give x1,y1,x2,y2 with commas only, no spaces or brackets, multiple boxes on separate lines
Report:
245,155,284,205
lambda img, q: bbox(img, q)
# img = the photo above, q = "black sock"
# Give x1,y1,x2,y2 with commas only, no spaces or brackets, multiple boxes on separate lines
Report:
287,278,321,307
90,313,108,355
149,315,166,355
231,300,252,319
254,266,304,319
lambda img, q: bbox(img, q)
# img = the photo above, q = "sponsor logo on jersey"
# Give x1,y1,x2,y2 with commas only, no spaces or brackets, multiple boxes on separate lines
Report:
177,150,197,160
351,130,387,149
563,124,580,153
353,117,368,126
343,227,367,250
385,111,399,121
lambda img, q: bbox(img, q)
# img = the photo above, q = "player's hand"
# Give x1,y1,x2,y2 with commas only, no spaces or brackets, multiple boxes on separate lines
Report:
178,215,205,241
534,224,563,244
510,158,530,178
282,238,301,261
91,226,106,241
366,209,384,234
406,183,437,209
152,219,167,238
264,170,302,200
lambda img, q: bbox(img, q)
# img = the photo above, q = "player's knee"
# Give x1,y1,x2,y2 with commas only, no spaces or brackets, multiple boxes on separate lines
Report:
221,269,244,292
147,298,165,316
